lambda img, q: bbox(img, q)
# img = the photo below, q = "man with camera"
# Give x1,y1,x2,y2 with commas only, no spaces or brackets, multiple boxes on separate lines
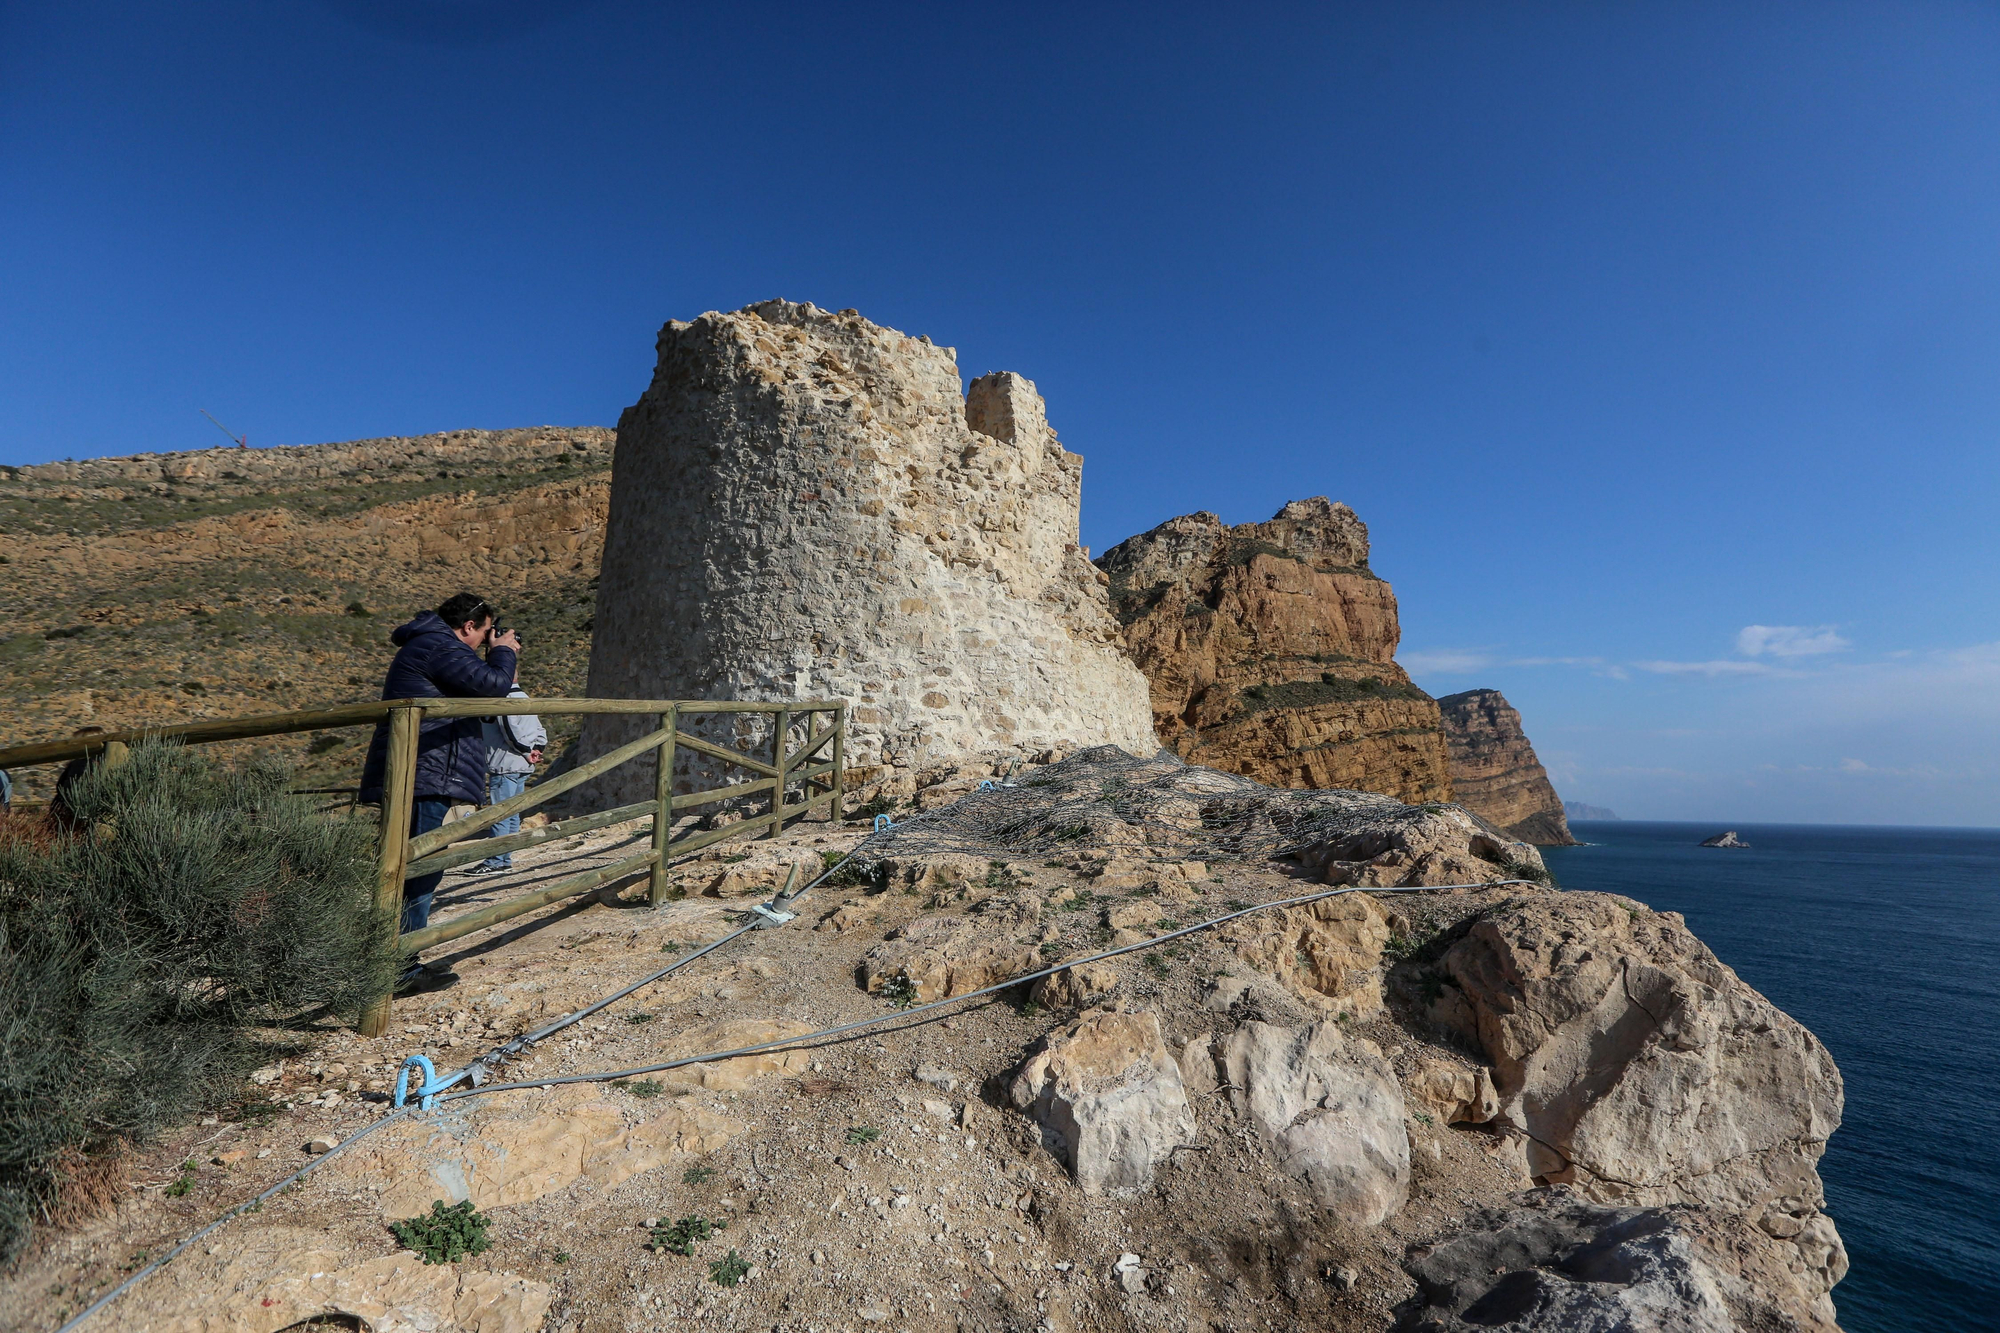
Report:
359,593,521,982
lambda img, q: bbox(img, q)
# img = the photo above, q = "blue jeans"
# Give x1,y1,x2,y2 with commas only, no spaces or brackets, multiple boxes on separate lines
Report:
481,771,527,868
403,798,451,934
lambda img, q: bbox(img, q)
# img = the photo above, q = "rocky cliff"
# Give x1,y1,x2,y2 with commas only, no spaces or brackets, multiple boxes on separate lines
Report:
1096,498,1453,803
1435,689,1575,845
5,750,1845,1333
575,300,1157,803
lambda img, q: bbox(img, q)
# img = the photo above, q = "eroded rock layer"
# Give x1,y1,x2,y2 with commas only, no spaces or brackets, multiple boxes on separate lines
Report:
576,300,1156,802
1097,499,1452,803
1436,688,1575,845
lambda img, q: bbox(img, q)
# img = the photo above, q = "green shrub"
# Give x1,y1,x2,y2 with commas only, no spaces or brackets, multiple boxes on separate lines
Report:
709,1249,750,1286
0,741,396,1267
649,1214,725,1255
391,1200,493,1264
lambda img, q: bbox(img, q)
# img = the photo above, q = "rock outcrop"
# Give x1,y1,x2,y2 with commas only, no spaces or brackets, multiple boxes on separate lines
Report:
1393,1191,1841,1332
575,300,1156,803
1010,1008,1197,1197
1436,689,1575,846
1097,499,1452,804
1700,831,1750,848
1423,893,1846,1310
1181,1020,1410,1224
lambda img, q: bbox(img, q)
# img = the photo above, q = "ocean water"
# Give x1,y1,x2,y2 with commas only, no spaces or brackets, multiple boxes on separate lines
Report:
1543,823,2000,1333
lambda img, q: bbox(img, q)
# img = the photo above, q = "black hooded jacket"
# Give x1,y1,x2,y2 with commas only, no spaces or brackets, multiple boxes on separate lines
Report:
358,611,518,804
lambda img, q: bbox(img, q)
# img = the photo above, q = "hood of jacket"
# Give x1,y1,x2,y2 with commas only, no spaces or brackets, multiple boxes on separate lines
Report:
391,610,454,648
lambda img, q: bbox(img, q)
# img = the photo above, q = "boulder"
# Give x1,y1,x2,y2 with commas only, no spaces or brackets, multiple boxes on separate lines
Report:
1430,893,1845,1301
1392,1191,1842,1332
1217,889,1393,1018
1406,1056,1500,1126
1009,1009,1196,1196
1188,1020,1410,1224
860,914,1038,1003
1031,956,1120,1010
1295,803,1547,888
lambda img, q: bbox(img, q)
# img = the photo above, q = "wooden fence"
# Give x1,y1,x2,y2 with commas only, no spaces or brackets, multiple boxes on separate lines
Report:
0,697,847,1035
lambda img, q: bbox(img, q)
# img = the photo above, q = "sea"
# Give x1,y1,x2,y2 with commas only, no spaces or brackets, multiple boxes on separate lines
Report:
1543,822,2000,1333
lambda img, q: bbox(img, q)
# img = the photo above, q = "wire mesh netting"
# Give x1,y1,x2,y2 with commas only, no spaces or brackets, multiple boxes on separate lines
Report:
850,745,1530,877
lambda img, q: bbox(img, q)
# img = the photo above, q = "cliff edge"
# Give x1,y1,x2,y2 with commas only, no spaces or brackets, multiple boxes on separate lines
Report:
1436,688,1575,846
1096,498,1452,804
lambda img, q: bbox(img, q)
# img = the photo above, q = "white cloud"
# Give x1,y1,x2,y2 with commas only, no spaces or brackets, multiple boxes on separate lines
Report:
1736,624,1850,658
1633,659,1785,677
1399,650,1494,674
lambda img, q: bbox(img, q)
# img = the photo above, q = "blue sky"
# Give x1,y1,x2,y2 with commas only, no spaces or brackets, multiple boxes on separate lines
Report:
4,2,1996,825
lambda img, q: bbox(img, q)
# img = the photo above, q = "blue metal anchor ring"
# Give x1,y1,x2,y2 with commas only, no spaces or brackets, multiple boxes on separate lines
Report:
977,780,996,792
873,814,895,832
394,1053,442,1111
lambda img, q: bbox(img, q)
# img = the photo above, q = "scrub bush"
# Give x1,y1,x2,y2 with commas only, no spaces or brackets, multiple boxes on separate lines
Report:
0,741,395,1266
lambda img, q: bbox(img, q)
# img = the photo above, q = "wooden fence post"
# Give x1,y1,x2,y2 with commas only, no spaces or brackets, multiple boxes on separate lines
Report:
359,704,419,1038
765,707,790,838
650,706,677,907
831,704,845,821
101,739,130,770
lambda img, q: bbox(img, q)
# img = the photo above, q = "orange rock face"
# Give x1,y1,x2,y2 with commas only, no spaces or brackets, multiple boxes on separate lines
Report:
1098,499,1452,803
1436,688,1575,845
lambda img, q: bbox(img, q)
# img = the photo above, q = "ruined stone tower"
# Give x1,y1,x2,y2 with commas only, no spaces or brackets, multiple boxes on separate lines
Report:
574,300,1156,802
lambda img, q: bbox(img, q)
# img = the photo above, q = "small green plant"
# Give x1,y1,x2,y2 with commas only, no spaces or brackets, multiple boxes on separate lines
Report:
709,1248,750,1287
1493,857,1556,887
1144,954,1171,980
1384,924,1444,963
1038,942,1063,960
880,974,919,1009
626,1012,655,1025
1225,899,1253,912
1413,1110,1434,1126
616,1079,664,1099
846,1125,881,1146
661,940,681,953
552,1250,570,1263
344,601,372,617
1052,823,1092,842
164,1161,197,1198
391,1200,494,1265
683,1164,716,1185
1126,884,1158,898
1057,890,1095,912
649,1214,726,1256
723,851,751,864
855,794,895,820
1018,999,1044,1019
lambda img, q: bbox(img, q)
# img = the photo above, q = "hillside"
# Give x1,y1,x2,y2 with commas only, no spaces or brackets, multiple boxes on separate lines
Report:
0,428,612,800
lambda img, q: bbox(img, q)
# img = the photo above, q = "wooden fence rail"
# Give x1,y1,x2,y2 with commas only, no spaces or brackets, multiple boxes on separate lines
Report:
0,697,847,1036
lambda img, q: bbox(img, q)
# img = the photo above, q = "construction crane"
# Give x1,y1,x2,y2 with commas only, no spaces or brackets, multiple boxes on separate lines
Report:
199,409,248,448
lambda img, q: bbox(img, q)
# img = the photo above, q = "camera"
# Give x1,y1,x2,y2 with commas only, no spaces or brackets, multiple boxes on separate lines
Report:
493,625,523,647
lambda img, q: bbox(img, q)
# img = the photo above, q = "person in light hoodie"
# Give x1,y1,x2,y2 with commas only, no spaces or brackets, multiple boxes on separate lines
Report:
464,672,546,876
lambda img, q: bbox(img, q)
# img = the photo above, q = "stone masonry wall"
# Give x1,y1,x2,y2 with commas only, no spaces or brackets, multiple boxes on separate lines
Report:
575,300,1157,803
